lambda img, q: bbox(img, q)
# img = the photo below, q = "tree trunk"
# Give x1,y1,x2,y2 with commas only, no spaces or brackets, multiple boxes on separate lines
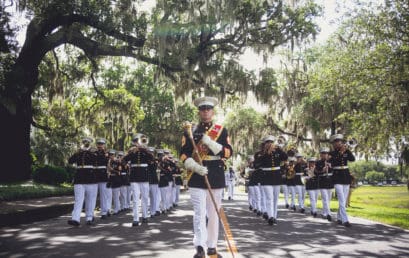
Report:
0,95,32,182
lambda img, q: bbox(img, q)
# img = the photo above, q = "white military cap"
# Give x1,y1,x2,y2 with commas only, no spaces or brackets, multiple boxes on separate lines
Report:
156,149,164,154
82,137,93,143
307,157,317,162
320,147,330,153
132,133,144,142
116,151,124,156
193,96,218,107
164,149,170,154
108,149,116,155
288,157,297,162
96,138,106,144
147,147,155,152
262,135,276,143
295,153,303,158
330,134,344,142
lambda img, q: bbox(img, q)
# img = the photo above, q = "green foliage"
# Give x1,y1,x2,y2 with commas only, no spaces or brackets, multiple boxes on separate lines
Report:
349,160,401,181
365,171,386,184
32,165,73,185
0,182,73,202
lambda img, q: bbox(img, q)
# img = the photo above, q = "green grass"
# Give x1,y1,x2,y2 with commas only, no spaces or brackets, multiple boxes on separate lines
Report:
0,181,73,202
303,185,409,230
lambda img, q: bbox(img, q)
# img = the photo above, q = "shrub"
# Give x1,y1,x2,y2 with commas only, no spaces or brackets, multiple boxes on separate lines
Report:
32,165,70,185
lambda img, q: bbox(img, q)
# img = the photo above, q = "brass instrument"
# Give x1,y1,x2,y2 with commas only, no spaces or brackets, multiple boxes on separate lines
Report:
276,135,287,149
345,138,358,149
286,163,296,179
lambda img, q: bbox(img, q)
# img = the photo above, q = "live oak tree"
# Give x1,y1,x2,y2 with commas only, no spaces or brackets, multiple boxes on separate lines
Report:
0,0,320,182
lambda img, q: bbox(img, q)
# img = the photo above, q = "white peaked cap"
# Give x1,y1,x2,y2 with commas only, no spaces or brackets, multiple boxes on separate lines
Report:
193,96,218,107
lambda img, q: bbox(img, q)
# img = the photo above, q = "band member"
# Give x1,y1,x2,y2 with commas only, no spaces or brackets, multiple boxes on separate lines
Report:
172,158,183,207
123,134,155,226
305,157,319,217
95,138,110,219
180,96,232,258
117,151,130,213
294,153,307,213
148,147,161,217
67,137,97,226
107,149,122,215
158,151,173,214
226,167,236,200
285,157,297,211
254,135,288,225
244,156,257,212
316,147,333,221
329,134,355,227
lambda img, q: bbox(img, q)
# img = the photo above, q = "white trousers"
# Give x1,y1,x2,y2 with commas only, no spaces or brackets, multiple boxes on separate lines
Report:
173,185,181,205
130,182,149,221
262,185,281,218
190,187,223,249
258,184,267,213
308,189,319,213
288,186,296,207
248,186,254,207
296,185,305,208
119,186,128,209
227,181,235,199
71,184,97,222
281,185,289,205
335,184,350,223
98,182,110,215
320,189,332,216
160,186,171,211
106,186,113,212
149,184,160,214
112,187,121,213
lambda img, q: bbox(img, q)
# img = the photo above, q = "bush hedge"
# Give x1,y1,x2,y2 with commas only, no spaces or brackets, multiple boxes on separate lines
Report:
32,165,73,185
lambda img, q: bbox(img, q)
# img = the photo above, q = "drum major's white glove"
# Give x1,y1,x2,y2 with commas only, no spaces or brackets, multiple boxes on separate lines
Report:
184,157,208,176
201,134,223,154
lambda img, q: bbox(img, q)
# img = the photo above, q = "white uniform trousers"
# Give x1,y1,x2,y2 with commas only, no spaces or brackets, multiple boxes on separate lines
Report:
127,185,132,208
130,182,149,221
296,185,305,209
71,183,97,222
262,185,280,218
281,184,289,206
248,186,254,207
320,189,331,216
335,184,350,223
169,181,175,207
112,187,121,213
119,186,127,210
288,186,296,207
149,184,160,215
106,186,113,213
258,184,267,213
253,185,261,212
227,180,235,199
190,187,223,249
98,182,110,215
308,189,319,213
160,186,169,211
173,185,181,205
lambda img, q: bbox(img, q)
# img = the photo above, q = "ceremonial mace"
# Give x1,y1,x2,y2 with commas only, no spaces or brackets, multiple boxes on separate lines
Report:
183,122,238,258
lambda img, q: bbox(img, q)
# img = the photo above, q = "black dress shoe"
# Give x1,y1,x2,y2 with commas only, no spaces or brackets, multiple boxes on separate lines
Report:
256,211,262,216
273,218,277,225
155,211,161,216
326,215,332,221
268,217,274,225
300,208,305,214
100,215,107,219
67,220,80,226
193,246,205,258
132,221,139,227
249,205,253,211
343,221,352,227
263,212,268,220
285,204,289,209
86,220,93,226
337,220,342,225
313,212,317,218
142,218,148,224
253,209,258,214
292,206,296,211
150,215,154,218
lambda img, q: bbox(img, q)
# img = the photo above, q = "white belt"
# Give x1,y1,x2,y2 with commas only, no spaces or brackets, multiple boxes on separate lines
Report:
131,163,148,167
295,173,304,175
261,167,281,171
77,165,94,169
319,173,333,177
95,166,107,169
333,166,348,170
121,172,127,175
203,155,221,161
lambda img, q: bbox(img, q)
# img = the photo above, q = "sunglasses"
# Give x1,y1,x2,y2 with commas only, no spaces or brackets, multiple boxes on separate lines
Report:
199,105,213,111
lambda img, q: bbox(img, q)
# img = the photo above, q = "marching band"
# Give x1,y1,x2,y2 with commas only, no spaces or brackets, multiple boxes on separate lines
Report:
66,96,356,258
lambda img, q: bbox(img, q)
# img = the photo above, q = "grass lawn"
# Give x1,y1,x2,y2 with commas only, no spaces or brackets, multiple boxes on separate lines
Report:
0,181,73,202
302,185,409,230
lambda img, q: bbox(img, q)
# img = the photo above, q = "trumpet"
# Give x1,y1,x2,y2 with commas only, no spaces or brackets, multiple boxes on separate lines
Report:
133,133,149,146
276,135,287,149
345,138,358,149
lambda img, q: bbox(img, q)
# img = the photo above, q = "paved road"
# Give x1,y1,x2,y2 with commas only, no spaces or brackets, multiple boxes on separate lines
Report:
1,191,409,258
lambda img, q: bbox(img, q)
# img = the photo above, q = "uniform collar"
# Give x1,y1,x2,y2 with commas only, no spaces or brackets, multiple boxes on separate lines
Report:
200,121,213,130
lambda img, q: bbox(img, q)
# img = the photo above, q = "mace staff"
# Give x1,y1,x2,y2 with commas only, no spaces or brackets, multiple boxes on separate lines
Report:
183,121,238,258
